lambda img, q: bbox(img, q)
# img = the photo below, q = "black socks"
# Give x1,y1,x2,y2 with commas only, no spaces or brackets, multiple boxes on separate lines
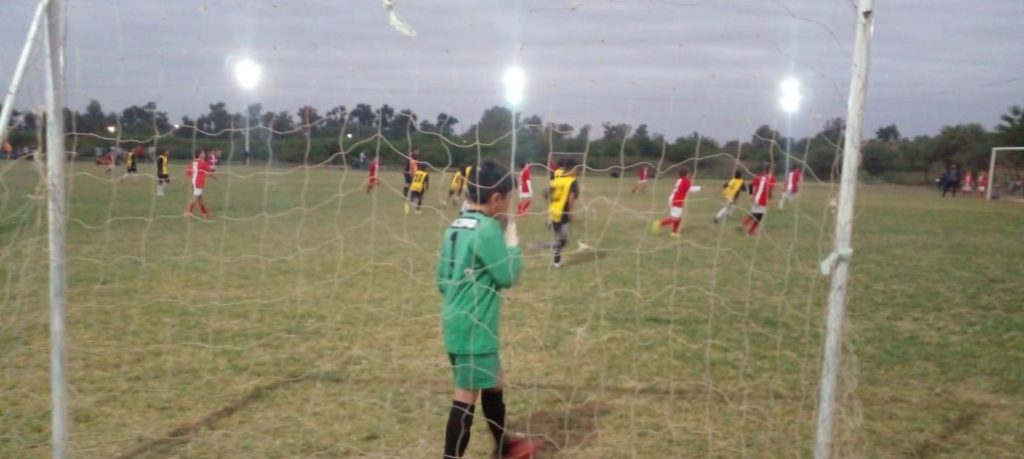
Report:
444,401,474,458
481,390,508,452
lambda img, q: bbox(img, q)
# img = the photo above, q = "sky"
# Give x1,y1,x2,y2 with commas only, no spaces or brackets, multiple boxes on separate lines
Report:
1,0,1021,142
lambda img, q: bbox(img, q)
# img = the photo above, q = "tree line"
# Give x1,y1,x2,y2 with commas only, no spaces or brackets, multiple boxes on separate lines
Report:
3,100,1023,182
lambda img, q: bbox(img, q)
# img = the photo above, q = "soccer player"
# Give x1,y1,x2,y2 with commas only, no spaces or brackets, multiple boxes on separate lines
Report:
445,166,465,208
741,164,776,236
366,157,380,193
408,162,430,214
941,164,960,197
714,171,745,224
651,167,691,237
777,166,802,209
460,161,477,213
124,147,138,179
631,165,650,194
403,147,420,199
516,162,533,217
977,170,988,198
436,159,542,459
961,170,974,196
208,149,220,171
156,148,170,197
549,159,580,268
185,149,216,218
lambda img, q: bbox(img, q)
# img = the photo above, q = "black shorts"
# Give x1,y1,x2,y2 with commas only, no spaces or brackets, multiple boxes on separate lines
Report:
552,221,570,238
127,165,137,173
157,174,169,184
410,190,423,201
403,173,412,184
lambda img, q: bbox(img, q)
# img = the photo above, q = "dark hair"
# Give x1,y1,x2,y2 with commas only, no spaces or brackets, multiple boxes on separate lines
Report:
678,166,689,177
762,162,772,173
560,158,577,170
466,159,514,204
734,171,742,179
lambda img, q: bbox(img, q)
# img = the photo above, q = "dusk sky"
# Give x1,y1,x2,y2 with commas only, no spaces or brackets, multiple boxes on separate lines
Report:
1,0,1021,142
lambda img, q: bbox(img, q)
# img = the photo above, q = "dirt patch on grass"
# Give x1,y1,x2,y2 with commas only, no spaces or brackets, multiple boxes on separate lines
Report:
516,400,610,455
908,407,981,458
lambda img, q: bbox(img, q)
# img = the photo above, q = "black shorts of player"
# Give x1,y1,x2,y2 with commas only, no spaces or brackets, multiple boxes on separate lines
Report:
157,174,169,184
410,190,424,202
752,212,765,222
551,220,570,237
403,172,412,184
127,165,138,173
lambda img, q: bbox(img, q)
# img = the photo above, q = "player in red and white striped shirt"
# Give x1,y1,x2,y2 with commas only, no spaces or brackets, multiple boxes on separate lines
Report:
778,167,802,209
516,162,533,217
185,149,216,218
631,165,650,194
366,158,380,193
741,164,776,235
650,167,691,237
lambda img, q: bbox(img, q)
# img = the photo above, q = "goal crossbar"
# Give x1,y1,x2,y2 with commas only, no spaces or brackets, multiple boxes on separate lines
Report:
987,147,1024,200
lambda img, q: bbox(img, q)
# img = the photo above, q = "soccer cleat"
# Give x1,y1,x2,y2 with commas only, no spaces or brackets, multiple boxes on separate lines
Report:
499,437,544,459
670,232,680,238
184,212,192,218
552,262,561,269
650,220,661,234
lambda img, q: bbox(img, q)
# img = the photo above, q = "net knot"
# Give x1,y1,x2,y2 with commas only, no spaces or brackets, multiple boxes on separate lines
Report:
819,248,853,276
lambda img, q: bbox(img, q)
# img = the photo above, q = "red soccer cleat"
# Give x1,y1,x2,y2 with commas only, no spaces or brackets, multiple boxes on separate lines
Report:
499,437,543,459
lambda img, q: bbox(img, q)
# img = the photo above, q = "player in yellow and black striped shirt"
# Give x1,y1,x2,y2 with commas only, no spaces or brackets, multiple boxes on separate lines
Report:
713,171,745,224
408,163,430,214
156,148,170,197
548,159,580,268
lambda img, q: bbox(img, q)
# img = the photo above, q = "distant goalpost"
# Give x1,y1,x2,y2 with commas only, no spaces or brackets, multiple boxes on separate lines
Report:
987,147,1024,200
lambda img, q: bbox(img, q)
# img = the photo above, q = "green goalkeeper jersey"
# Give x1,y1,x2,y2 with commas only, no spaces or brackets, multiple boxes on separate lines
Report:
436,210,521,354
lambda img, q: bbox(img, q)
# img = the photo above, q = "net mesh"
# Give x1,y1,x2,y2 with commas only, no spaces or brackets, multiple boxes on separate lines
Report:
0,1,876,457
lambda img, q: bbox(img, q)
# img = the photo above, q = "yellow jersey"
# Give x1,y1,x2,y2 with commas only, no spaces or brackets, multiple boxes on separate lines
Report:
410,169,429,193
549,175,579,223
723,178,745,201
449,170,464,192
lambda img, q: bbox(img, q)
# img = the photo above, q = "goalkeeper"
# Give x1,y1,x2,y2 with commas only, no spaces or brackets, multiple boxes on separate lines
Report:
436,159,542,459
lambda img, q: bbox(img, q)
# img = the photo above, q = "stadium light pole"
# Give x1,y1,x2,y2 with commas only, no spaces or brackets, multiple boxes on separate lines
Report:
234,58,262,164
778,77,802,179
504,66,526,204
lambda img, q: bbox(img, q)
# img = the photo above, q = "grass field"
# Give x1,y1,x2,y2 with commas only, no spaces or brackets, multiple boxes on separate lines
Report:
1,158,1021,458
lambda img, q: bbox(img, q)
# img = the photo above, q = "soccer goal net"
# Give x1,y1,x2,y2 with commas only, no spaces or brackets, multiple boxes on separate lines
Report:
1,1,878,458
987,146,1024,200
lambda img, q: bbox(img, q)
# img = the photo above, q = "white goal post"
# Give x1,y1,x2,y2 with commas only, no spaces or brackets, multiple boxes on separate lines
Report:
987,147,1024,200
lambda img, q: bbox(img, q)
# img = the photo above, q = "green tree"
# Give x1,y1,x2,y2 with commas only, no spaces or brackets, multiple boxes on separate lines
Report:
995,105,1024,146
875,123,901,142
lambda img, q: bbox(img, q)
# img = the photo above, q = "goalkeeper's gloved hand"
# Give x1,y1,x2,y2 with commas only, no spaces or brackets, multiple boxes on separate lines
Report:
504,221,519,248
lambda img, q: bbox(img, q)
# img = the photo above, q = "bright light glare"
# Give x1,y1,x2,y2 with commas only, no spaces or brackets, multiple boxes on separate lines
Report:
346,133,353,139
172,123,180,129
106,126,116,133
778,77,801,114
234,58,263,90
503,66,526,107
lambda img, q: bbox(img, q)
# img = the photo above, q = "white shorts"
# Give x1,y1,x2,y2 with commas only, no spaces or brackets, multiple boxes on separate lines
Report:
751,204,767,214
520,180,532,198
978,186,986,192
669,206,684,219
192,187,204,197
